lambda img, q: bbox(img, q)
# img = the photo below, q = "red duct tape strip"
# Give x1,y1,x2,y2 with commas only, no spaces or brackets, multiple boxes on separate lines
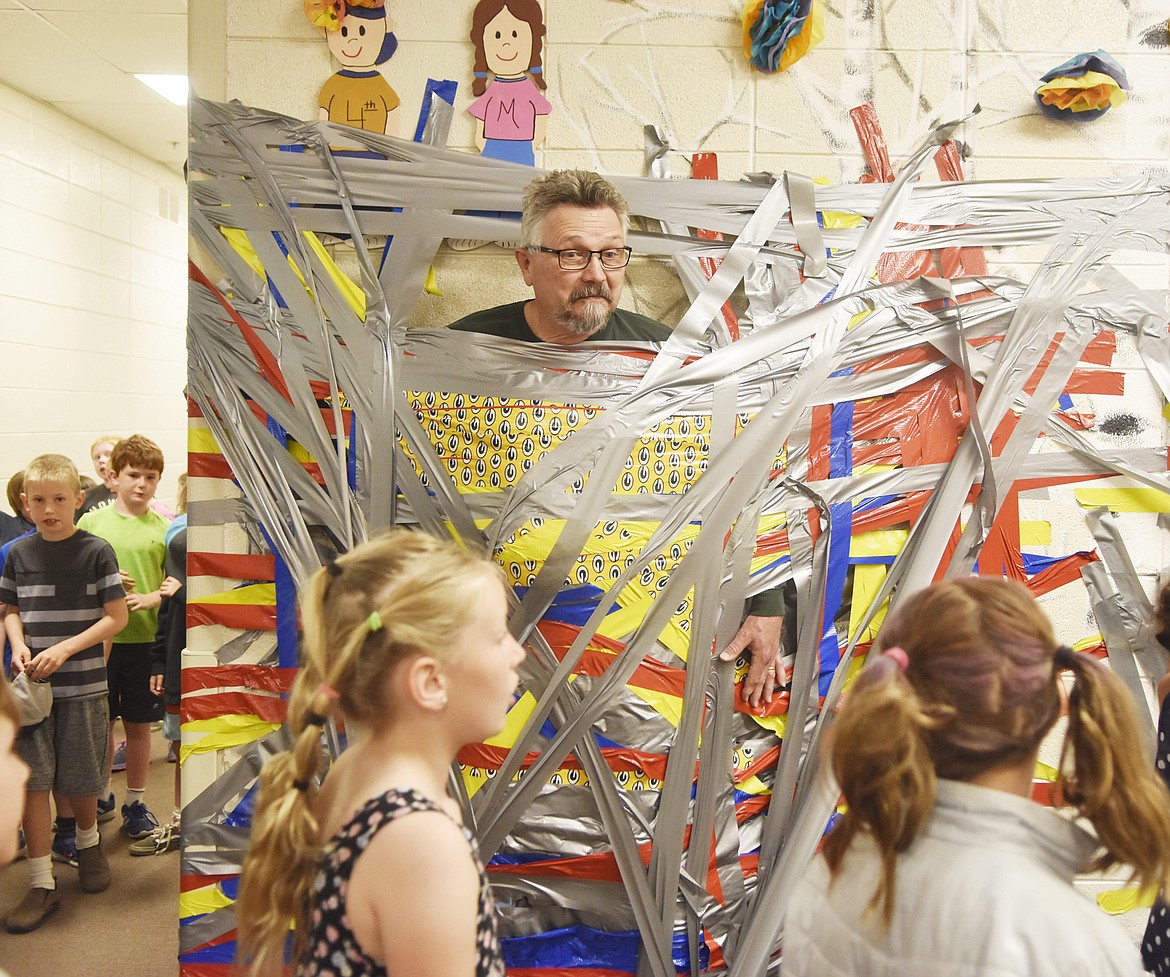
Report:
188,552,277,581
189,259,293,404
182,665,296,694
188,452,235,480
181,691,288,725
693,152,741,341
188,603,279,631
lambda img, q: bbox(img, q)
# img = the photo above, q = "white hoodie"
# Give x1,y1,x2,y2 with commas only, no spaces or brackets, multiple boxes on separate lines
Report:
783,779,1145,977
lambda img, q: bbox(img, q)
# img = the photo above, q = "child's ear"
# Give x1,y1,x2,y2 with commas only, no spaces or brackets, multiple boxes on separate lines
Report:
403,655,448,712
74,491,85,511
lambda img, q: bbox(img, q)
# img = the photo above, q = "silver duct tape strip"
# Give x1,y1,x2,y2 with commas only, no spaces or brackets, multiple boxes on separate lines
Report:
187,497,252,527
1081,560,1156,748
187,97,1170,975
784,171,827,279
1137,313,1170,405
180,903,239,955
1087,508,1168,686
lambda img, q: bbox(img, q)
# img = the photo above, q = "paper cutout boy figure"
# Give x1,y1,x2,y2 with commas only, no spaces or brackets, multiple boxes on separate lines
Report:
468,0,551,165
306,0,400,136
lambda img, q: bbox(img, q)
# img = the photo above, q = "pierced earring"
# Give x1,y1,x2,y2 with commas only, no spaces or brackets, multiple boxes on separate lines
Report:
438,693,448,707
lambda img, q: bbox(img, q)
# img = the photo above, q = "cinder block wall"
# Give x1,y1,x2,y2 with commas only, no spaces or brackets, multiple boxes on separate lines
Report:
0,83,187,508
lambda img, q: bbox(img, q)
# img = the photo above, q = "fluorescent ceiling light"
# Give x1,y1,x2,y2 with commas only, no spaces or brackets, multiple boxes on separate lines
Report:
135,74,188,106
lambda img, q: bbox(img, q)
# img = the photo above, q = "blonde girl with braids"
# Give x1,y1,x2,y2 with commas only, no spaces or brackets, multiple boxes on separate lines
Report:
784,577,1170,977
236,530,523,977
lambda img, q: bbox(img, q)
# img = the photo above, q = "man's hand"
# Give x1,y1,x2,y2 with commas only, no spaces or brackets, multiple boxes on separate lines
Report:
718,615,783,712
127,591,162,612
159,576,182,598
150,674,165,697
119,569,137,592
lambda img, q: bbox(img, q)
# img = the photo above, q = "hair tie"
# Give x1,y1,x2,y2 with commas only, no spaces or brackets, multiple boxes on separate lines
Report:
882,646,909,672
473,71,488,78
325,559,343,578
292,779,311,792
1054,645,1079,670
317,682,340,701
529,65,542,74
305,712,328,728
367,611,383,633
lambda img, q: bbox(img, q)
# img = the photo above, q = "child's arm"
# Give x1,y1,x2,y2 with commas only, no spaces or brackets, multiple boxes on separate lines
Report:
3,603,32,675
126,589,162,612
25,597,129,681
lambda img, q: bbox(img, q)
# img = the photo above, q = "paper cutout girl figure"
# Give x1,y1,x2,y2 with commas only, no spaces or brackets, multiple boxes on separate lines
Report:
468,0,551,166
306,0,400,136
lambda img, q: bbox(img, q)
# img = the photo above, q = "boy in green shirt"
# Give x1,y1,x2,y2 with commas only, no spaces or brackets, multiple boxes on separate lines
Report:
78,435,170,840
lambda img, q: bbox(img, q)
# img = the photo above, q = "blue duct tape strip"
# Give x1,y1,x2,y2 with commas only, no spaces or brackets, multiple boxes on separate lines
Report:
412,77,458,142
266,233,291,309
500,924,708,973
224,782,259,829
347,414,358,491
513,583,608,626
180,942,237,964
854,494,900,514
258,518,299,669
818,397,855,692
274,551,298,669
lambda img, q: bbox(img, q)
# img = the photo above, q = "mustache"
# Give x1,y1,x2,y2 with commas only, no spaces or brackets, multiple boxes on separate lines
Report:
569,284,613,302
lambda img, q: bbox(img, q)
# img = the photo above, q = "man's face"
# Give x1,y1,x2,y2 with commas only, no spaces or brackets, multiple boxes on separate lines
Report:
515,205,626,340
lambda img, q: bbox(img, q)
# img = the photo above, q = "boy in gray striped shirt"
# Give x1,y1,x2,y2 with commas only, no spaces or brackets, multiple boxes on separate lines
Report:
0,454,127,934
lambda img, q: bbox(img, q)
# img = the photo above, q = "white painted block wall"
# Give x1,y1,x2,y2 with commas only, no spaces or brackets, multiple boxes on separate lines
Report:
0,82,188,509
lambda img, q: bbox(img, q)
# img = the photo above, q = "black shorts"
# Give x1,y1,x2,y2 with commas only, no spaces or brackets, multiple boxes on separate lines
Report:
107,643,164,724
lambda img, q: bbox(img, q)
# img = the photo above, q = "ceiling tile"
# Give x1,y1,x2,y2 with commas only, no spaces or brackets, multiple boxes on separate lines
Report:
40,11,186,74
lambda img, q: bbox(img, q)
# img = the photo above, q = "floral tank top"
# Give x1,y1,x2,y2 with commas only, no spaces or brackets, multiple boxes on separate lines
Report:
297,787,505,977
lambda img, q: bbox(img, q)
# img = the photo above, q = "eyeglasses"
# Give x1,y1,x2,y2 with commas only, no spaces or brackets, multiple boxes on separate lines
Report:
529,245,633,271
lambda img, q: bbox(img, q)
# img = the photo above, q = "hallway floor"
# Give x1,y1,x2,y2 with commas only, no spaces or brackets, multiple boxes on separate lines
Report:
0,731,180,977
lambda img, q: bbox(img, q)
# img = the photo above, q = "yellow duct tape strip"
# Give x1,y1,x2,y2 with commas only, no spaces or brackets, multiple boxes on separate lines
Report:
188,428,222,454
179,882,235,919
1097,885,1157,915
192,583,277,606
1074,487,1170,513
180,714,283,763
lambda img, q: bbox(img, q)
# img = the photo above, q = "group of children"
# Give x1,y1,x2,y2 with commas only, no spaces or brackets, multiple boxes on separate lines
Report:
5,438,1170,969
0,434,186,935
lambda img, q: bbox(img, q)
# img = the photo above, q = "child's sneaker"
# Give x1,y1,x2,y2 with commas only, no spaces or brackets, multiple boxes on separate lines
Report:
121,800,159,840
96,792,116,824
5,886,59,934
111,739,127,773
76,840,111,893
129,816,180,857
50,832,78,868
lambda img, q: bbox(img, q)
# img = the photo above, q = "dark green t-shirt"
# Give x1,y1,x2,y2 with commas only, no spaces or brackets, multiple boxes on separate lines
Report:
449,300,673,343
447,300,788,619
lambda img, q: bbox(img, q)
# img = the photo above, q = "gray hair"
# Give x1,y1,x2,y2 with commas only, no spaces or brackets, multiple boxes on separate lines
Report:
519,169,630,247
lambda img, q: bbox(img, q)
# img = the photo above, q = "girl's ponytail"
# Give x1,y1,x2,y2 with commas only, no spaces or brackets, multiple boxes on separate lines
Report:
823,649,947,926
1057,646,1170,893
236,569,362,976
